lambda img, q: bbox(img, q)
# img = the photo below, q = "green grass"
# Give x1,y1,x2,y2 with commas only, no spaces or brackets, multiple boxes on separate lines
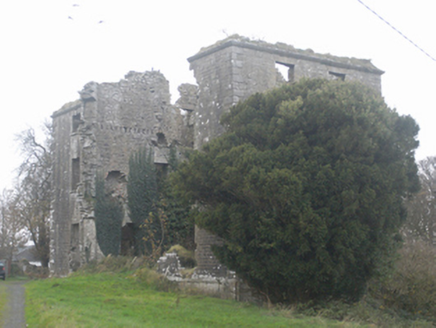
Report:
25,272,366,328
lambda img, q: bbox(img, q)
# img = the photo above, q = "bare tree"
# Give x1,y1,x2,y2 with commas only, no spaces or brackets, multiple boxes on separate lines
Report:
0,189,28,263
404,156,436,244
15,122,52,267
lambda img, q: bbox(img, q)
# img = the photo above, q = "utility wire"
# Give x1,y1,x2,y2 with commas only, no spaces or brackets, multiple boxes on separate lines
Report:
356,0,436,62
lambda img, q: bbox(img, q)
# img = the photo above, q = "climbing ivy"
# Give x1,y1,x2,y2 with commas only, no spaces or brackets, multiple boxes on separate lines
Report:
94,172,123,256
127,146,195,257
127,147,161,256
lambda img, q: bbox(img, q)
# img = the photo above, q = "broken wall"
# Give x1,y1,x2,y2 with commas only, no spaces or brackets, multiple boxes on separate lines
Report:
50,71,189,275
189,36,383,150
51,35,384,278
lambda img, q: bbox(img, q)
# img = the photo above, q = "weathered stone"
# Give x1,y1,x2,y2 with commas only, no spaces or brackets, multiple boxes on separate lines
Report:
189,35,382,150
175,83,198,111
50,71,188,276
157,253,182,277
50,36,383,278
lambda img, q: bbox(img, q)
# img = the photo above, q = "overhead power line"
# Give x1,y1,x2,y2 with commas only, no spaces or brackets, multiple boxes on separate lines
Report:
356,0,436,62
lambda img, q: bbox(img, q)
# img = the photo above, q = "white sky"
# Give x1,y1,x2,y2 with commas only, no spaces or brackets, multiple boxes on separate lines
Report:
0,0,435,191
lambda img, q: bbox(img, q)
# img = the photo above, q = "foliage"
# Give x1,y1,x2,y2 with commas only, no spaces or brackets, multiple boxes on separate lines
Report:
160,176,195,251
127,146,194,258
14,122,52,267
166,245,196,268
94,173,123,256
157,145,195,251
0,190,28,262
173,79,420,303
21,262,49,279
76,255,148,274
404,156,436,243
127,147,161,256
369,238,436,321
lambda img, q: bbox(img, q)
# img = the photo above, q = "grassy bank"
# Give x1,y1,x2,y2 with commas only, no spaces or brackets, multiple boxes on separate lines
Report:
25,271,366,328
24,252,436,328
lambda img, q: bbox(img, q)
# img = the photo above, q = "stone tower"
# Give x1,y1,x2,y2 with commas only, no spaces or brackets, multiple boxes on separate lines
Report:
50,71,190,276
187,35,383,277
50,36,383,277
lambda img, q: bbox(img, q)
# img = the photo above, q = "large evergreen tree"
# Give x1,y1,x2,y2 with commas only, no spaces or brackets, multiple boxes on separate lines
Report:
173,79,420,303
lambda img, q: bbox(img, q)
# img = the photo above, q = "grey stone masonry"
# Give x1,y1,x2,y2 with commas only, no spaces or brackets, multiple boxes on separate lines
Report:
50,35,383,277
50,71,189,276
189,35,382,150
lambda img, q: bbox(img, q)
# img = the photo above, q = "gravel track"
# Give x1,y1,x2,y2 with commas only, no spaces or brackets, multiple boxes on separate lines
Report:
2,281,26,328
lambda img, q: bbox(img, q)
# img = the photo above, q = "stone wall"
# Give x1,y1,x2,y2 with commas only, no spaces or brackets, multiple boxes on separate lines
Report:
50,71,188,275
50,35,383,277
189,36,383,150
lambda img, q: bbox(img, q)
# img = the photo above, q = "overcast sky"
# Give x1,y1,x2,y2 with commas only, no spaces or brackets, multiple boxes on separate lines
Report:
1,0,435,191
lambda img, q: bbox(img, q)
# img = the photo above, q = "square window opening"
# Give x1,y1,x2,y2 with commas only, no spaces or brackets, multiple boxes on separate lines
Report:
275,62,295,83
72,114,81,133
329,71,346,81
72,158,80,191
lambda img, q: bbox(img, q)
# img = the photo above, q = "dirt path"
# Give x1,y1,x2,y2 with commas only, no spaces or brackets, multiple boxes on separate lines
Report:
2,281,26,328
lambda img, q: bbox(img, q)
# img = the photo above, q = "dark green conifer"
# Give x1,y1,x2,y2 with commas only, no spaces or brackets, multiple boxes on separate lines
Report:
127,147,160,255
173,79,420,303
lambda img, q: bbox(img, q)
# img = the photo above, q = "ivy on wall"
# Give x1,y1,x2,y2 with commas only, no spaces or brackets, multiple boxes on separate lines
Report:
94,172,123,256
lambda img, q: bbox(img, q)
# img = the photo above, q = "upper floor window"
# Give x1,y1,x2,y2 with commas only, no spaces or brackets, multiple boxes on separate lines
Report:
71,158,80,191
329,71,346,81
72,114,81,133
275,62,295,83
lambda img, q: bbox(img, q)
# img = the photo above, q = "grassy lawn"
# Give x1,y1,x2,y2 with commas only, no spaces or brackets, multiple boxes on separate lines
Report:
25,272,366,328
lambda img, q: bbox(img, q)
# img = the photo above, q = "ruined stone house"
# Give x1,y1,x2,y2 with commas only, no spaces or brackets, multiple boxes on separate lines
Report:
50,35,383,276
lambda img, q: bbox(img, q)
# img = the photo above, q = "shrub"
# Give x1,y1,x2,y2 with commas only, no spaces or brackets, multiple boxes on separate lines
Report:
369,239,436,319
131,267,178,292
173,79,420,303
166,245,196,268
76,255,148,274
21,262,49,279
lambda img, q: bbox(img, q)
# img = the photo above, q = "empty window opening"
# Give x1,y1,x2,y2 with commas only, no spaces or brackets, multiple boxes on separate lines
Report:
71,223,79,250
329,71,346,81
275,62,295,82
157,132,167,146
105,170,127,197
72,114,81,133
106,170,124,182
180,108,191,116
72,158,80,191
